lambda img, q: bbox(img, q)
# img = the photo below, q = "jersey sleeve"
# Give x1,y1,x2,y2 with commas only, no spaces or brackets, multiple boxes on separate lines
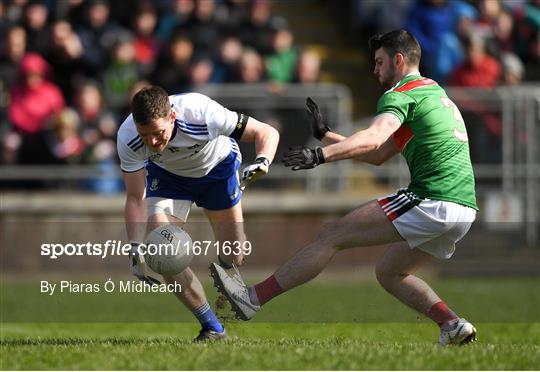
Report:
375,91,416,124
180,93,239,140
117,136,145,172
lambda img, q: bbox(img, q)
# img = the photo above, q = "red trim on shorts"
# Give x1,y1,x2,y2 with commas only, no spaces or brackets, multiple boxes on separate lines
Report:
378,198,396,221
394,77,436,92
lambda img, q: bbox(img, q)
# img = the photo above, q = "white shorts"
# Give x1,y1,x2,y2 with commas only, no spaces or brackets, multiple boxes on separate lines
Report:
147,197,192,222
378,189,476,259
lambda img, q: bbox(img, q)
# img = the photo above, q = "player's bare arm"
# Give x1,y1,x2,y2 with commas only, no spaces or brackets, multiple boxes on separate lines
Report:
314,125,398,165
238,117,280,189
322,113,401,163
306,97,398,163
353,135,400,165
239,117,280,162
122,169,147,242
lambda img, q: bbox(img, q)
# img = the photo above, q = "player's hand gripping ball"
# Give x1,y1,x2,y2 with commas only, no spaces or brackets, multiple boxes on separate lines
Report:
144,224,193,276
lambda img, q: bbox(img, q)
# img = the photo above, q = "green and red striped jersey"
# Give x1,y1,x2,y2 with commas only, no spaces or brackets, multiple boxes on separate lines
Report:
375,74,478,210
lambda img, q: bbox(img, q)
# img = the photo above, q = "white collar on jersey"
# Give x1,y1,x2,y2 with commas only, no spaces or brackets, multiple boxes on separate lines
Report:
385,71,422,93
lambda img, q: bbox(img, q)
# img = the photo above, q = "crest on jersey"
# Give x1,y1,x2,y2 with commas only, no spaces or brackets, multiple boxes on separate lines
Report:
150,178,159,191
149,153,162,162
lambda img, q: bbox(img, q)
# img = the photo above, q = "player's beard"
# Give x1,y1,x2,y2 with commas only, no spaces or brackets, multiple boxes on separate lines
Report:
379,69,396,90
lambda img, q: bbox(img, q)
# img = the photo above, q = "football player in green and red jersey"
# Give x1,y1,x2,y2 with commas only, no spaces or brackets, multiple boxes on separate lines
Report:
211,30,478,346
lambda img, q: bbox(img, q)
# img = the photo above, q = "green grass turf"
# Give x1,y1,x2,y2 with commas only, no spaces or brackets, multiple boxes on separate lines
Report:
1,323,539,370
1,277,539,370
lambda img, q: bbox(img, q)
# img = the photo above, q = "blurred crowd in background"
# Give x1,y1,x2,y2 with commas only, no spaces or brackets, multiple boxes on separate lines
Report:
0,0,538,192
340,0,539,85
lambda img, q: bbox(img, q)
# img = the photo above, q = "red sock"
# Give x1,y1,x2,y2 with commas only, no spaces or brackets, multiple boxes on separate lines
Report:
427,301,459,327
254,275,283,306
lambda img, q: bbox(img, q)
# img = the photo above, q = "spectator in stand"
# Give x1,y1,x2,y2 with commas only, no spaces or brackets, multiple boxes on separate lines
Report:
405,0,456,78
1,25,27,165
183,0,224,55
474,0,503,37
293,49,321,84
156,0,194,42
76,0,123,76
1,25,27,105
212,35,244,83
132,0,161,77
102,31,141,116
265,23,298,83
37,107,85,165
46,20,85,102
222,0,251,33
501,52,525,85
449,32,503,164
3,0,26,24
236,48,265,83
151,34,193,93
449,33,501,87
494,9,516,54
53,0,85,24
73,80,108,129
470,0,506,58
22,0,50,56
72,81,122,193
0,1,7,35
7,53,65,167
514,0,540,81
8,53,65,138
238,0,278,55
188,53,215,88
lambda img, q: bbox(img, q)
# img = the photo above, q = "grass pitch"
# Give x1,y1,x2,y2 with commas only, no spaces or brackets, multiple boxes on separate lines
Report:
1,323,539,370
1,277,539,370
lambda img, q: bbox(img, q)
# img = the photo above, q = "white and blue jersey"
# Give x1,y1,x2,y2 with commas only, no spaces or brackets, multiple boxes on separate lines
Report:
117,93,247,210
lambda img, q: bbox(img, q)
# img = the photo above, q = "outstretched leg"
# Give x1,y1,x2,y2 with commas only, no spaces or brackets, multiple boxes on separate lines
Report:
210,199,404,320
255,199,403,303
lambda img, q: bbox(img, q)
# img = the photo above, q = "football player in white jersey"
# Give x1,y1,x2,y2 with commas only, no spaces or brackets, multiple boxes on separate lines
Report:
117,86,279,341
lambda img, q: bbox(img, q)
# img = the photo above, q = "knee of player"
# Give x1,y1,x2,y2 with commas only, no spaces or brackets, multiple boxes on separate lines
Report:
315,221,340,246
374,261,391,287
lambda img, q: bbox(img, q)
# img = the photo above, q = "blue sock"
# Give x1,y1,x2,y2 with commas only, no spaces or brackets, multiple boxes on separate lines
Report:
192,303,224,333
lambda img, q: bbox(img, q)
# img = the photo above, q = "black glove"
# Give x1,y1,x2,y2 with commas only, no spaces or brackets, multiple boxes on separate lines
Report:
306,97,331,141
283,146,325,171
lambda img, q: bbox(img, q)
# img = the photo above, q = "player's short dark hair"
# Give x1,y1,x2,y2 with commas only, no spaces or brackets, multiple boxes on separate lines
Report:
132,86,170,125
368,30,421,66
